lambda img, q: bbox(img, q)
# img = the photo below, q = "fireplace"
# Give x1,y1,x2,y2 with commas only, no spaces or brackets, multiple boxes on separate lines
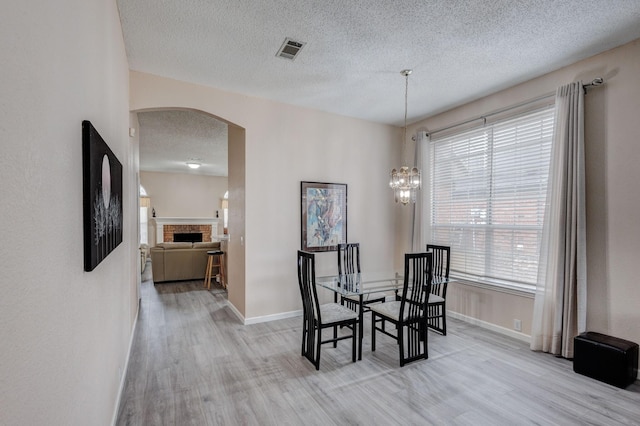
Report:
152,217,220,243
173,232,203,243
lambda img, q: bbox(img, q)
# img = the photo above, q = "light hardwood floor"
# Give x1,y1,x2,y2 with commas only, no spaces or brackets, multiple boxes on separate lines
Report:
116,270,640,425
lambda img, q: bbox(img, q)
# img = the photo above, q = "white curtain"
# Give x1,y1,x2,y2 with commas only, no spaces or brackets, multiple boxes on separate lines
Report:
411,131,427,252
530,82,587,358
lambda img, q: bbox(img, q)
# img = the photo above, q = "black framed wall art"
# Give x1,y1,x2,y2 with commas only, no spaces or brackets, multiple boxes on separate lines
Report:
301,181,347,252
82,120,123,271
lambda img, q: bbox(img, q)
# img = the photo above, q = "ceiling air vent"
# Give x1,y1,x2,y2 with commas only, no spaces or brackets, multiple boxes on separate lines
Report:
276,38,306,60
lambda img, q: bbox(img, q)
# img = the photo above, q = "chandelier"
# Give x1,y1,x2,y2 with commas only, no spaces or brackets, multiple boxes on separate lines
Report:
389,69,421,204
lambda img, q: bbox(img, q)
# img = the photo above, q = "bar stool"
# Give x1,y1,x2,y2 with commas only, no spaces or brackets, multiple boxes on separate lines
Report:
204,250,226,289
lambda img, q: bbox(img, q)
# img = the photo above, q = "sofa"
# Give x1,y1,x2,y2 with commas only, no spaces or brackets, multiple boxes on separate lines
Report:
150,241,221,283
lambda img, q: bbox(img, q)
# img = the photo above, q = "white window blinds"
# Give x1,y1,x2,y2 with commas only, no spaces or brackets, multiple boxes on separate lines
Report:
429,107,554,291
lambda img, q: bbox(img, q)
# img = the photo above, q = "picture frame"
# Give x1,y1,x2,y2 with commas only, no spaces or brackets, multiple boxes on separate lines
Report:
301,181,347,252
82,120,123,271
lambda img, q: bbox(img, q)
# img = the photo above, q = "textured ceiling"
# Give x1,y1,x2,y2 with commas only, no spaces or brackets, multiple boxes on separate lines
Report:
119,0,640,175
138,110,228,176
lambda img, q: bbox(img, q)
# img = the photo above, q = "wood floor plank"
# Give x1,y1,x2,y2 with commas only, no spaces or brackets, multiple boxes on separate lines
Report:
116,273,640,425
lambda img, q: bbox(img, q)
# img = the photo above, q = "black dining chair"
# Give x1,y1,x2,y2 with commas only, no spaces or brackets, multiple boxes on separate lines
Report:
426,244,450,335
297,250,358,370
371,252,432,367
337,243,386,312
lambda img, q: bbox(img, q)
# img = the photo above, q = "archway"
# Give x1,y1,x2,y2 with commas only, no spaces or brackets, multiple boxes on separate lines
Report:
131,107,246,316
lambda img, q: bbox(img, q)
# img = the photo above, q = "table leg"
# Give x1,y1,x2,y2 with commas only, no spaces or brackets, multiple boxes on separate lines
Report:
358,294,364,360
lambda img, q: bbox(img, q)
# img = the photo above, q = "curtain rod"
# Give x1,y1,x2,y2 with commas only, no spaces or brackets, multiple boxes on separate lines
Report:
426,77,604,137
583,77,604,93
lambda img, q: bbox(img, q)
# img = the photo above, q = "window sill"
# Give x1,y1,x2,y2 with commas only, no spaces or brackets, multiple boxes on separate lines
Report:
451,275,535,298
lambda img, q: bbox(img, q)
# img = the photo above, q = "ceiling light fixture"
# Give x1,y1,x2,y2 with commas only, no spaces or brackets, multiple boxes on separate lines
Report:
389,69,421,205
186,161,201,169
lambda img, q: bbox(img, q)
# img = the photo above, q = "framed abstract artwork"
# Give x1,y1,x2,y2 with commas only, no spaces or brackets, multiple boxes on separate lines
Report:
301,181,347,252
82,120,123,271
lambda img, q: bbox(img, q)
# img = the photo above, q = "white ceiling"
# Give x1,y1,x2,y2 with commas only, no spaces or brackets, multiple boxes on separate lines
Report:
119,0,640,176
137,110,228,176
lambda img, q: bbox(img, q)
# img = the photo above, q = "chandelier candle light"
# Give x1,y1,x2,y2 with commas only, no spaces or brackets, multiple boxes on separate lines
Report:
389,69,421,204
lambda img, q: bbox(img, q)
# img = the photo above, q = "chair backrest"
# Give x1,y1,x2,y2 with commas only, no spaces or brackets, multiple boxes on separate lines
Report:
297,250,322,324
427,244,450,278
427,244,450,298
400,252,432,320
337,243,360,275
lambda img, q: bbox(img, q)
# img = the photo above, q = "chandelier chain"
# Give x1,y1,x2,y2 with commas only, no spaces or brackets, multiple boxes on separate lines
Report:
404,72,408,163
389,69,421,205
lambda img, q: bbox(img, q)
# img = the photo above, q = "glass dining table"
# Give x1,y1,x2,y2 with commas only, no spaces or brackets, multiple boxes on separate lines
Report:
316,273,403,360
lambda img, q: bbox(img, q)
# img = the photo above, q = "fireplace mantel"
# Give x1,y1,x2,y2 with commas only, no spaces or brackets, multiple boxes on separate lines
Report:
152,217,220,243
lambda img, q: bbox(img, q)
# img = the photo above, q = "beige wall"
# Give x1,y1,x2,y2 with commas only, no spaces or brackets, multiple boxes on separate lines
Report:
227,125,246,315
141,171,228,218
140,171,228,245
0,0,137,425
130,71,401,321
409,39,640,346
130,112,142,330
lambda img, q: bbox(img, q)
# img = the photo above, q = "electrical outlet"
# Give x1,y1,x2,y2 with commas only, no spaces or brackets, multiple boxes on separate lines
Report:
514,319,522,332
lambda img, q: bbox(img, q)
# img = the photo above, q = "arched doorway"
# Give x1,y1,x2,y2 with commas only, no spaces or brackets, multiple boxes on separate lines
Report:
132,107,246,315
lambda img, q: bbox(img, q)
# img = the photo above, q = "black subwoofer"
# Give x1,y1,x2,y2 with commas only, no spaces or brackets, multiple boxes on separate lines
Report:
573,331,638,388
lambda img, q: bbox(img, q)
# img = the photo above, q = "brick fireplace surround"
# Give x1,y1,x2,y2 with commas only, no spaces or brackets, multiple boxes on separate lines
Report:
163,224,211,243
153,217,220,243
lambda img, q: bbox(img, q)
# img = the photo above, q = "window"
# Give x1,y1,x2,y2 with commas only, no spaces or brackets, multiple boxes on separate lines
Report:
222,191,229,232
140,207,148,244
428,107,554,292
139,185,149,245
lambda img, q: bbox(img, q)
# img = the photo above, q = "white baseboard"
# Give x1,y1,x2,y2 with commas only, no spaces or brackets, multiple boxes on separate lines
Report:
234,303,531,344
225,299,302,325
448,310,531,344
111,306,139,426
244,309,302,325
226,301,246,324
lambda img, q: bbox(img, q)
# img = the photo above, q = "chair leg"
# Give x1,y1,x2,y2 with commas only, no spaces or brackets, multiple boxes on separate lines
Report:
204,255,213,289
398,323,405,367
421,319,429,360
426,303,447,335
371,313,376,352
442,305,447,336
333,325,338,348
315,325,322,370
351,320,356,362
219,252,226,289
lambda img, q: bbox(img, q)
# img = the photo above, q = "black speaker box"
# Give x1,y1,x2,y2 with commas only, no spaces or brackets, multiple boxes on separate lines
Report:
574,331,638,388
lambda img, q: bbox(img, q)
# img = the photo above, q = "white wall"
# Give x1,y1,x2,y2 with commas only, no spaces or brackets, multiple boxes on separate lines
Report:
0,1,136,425
141,171,228,217
140,171,228,245
130,72,401,321
409,39,640,348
